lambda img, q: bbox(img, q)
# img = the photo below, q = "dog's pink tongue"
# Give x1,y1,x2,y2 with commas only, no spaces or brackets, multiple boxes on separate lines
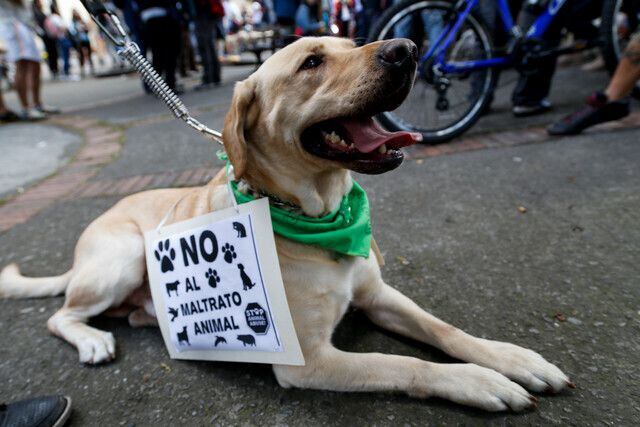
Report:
339,117,422,153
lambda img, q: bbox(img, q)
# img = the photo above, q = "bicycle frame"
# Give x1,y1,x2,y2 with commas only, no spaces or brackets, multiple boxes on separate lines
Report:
423,0,569,74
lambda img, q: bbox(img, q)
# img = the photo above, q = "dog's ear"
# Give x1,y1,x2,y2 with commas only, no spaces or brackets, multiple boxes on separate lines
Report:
223,79,256,179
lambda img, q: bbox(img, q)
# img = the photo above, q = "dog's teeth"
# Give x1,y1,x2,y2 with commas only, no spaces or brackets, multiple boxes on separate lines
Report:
322,130,351,148
378,144,387,154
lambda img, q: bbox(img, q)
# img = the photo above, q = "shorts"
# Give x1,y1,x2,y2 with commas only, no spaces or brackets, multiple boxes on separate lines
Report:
0,20,41,63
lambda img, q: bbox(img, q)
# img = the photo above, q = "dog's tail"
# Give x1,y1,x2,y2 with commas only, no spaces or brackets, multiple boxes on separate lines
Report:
0,263,72,299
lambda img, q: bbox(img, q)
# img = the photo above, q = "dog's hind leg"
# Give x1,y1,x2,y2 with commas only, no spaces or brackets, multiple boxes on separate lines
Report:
353,277,573,394
48,230,146,364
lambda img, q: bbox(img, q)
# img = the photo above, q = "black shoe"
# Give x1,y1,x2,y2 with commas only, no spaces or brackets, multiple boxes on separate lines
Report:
513,98,552,117
0,110,21,123
547,91,630,136
0,396,71,427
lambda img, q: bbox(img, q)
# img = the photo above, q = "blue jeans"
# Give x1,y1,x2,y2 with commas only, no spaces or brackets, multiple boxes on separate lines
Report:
393,2,444,44
59,38,72,75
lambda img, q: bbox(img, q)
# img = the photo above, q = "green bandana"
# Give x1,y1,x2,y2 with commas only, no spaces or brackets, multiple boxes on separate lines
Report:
231,180,372,258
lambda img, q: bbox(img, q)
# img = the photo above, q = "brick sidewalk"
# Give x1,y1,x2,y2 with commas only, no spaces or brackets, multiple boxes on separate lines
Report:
0,116,124,231
1,110,639,233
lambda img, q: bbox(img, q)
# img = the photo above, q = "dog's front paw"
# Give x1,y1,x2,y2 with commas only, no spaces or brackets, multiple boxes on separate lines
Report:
77,331,116,364
475,340,574,393
430,363,537,412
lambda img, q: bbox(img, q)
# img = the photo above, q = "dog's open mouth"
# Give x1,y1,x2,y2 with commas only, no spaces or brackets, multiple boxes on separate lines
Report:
301,117,422,174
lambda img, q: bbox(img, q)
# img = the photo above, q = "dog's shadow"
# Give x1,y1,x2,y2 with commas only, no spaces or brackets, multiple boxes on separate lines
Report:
333,308,453,362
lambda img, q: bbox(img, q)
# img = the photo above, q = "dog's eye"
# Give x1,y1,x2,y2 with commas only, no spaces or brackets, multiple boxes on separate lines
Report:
299,55,323,71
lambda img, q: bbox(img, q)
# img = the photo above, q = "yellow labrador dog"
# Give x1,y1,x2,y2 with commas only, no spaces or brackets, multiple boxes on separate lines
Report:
0,37,573,411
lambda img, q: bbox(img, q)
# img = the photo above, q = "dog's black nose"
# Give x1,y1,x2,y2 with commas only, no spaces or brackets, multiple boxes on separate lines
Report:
377,39,418,69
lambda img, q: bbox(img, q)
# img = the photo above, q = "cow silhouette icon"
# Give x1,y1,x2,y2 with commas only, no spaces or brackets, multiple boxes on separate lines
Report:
177,326,190,345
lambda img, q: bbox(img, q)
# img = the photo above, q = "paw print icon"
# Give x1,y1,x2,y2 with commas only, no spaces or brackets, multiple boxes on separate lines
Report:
205,268,221,288
154,239,176,273
221,243,237,264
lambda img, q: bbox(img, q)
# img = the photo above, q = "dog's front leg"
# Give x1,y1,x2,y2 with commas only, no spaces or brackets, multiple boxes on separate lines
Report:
353,275,573,394
273,344,536,411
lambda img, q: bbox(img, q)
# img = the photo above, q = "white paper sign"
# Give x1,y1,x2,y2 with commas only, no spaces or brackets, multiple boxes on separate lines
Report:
144,198,304,365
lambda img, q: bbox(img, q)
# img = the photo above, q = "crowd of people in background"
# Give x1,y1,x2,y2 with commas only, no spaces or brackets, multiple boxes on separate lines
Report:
0,0,639,136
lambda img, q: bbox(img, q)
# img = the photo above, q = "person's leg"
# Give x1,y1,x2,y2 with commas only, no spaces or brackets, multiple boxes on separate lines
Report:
149,32,163,84
14,60,30,110
0,85,6,113
60,38,71,76
511,3,562,113
605,37,640,100
45,37,59,77
211,19,221,84
548,36,639,135
29,60,42,107
421,9,444,45
142,19,159,78
164,19,180,90
144,17,176,90
83,42,94,74
393,0,413,39
178,27,188,77
76,45,85,76
195,19,213,85
14,60,46,119
187,28,197,72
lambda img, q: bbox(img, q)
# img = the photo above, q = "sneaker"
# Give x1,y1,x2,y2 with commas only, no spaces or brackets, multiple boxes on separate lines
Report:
20,108,47,121
0,110,21,123
0,395,72,427
35,104,60,114
513,98,552,117
547,91,630,136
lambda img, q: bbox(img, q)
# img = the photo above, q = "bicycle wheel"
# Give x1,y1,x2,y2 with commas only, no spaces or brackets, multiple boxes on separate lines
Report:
368,0,497,144
600,0,640,97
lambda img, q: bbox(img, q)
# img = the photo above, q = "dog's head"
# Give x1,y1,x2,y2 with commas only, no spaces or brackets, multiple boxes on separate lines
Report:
223,37,420,180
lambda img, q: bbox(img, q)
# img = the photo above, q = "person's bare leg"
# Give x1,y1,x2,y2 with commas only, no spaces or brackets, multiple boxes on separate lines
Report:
30,60,42,107
14,60,30,110
548,38,639,135
605,38,640,101
0,86,7,114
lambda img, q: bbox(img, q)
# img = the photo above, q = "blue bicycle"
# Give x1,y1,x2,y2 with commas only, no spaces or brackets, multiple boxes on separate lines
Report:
368,0,638,143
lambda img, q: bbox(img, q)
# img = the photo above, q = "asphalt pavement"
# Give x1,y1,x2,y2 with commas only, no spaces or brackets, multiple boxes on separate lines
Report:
0,124,81,198
0,62,639,426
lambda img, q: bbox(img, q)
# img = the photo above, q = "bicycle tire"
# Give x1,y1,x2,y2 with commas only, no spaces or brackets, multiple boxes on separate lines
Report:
368,0,497,144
